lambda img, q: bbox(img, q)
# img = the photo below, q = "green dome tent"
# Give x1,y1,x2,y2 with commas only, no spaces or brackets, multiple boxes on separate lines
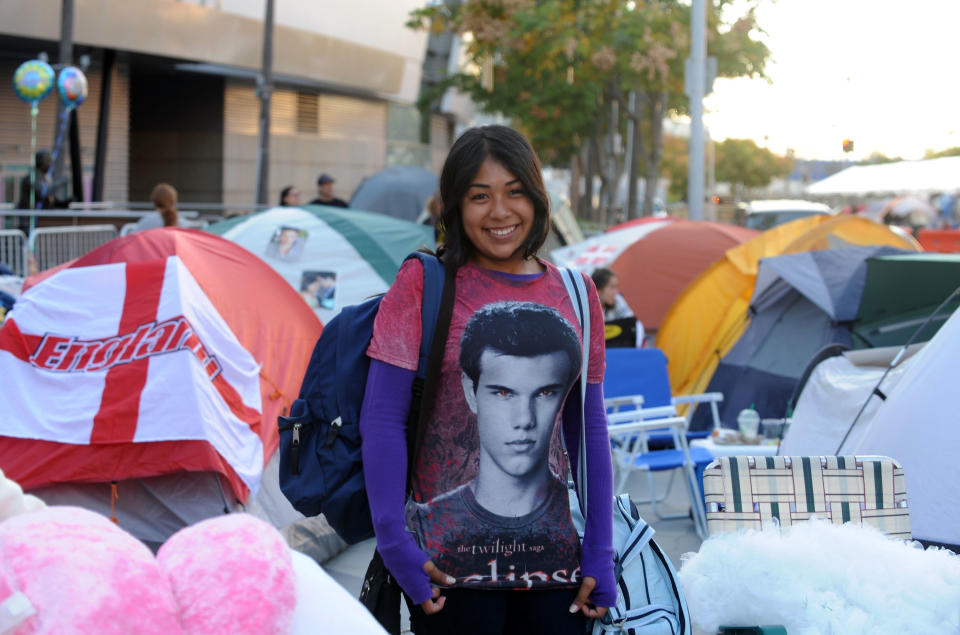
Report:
208,205,435,324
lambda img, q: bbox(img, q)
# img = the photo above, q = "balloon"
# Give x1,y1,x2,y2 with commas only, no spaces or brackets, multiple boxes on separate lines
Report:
13,59,55,104
57,66,88,110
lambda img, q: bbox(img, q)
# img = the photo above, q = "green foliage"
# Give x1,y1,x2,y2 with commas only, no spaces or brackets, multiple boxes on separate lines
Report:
861,152,903,165
924,146,960,159
714,137,793,189
659,133,690,201
409,0,771,182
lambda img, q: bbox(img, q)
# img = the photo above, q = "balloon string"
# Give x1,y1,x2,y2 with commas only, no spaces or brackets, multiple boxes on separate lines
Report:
36,107,72,210
28,103,38,247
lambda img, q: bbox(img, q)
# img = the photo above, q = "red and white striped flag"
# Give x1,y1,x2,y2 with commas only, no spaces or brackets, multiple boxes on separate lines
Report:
0,255,266,499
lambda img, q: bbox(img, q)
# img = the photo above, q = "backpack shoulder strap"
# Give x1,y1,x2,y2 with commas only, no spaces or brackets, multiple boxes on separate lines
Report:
407,252,445,378
402,251,456,478
559,266,590,517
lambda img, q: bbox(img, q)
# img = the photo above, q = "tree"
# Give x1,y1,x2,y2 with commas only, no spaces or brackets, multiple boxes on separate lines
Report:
862,152,902,164
659,133,690,201
713,137,792,201
409,0,770,219
924,146,960,159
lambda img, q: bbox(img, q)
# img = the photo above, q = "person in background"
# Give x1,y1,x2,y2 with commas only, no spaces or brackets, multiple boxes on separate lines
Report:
360,125,614,634
15,150,70,236
592,267,645,347
421,190,444,243
16,150,57,212
279,185,302,207
591,267,633,321
134,183,182,231
309,174,348,208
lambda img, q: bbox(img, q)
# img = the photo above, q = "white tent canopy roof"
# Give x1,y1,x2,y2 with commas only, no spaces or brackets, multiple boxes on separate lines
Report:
806,156,960,196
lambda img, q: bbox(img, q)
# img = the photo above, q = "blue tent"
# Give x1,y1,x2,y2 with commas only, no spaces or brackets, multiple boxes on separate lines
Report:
690,245,907,430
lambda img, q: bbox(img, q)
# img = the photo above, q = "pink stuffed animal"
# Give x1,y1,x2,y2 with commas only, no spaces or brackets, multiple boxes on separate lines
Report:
0,468,386,634
158,513,296,634
0,506,183,634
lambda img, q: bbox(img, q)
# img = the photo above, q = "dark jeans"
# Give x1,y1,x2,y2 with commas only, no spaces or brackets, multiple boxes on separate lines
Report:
408,587,588,635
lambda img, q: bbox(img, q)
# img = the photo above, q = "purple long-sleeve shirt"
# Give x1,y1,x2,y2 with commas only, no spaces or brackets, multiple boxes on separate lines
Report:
359,359,616,606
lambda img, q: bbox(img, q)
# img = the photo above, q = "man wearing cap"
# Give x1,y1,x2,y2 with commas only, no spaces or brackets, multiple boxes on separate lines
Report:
309,173,348,208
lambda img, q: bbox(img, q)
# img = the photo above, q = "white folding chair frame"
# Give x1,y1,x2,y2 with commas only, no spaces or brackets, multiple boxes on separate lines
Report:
673,391,724,432
607,408,708,539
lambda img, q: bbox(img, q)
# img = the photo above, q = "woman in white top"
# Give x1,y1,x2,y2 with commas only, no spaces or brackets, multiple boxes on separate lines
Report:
591,267,645,346
590,267,633,321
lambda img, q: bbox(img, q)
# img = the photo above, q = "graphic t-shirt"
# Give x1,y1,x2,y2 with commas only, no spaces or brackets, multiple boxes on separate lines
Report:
367,258,605,590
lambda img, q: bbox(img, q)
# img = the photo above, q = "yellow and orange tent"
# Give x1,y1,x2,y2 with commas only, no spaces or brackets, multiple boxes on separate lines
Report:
656,215,920,404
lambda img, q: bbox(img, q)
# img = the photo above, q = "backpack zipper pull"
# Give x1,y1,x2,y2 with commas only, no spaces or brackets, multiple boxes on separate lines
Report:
326,417,343,448
291,423,302,474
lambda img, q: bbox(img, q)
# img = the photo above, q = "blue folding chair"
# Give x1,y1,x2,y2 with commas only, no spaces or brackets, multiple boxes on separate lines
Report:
603,348,720,538
604,347,724,440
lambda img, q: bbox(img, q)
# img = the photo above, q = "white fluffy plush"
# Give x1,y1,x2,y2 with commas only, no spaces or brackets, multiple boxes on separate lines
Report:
0,468,44,522
678,521,960,635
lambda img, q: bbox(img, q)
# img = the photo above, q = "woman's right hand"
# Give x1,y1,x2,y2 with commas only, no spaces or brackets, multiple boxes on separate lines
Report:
419,560,456,615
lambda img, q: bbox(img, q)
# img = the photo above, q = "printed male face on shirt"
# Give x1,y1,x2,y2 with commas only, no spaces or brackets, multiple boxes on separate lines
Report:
462,348,571,481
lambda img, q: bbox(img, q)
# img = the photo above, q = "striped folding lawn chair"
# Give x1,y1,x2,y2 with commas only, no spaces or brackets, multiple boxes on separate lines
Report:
702,455,911,539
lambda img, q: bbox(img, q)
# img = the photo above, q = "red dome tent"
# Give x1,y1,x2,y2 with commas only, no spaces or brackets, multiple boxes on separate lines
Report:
552,219,757,330
0,229,322,543
610,221,758,330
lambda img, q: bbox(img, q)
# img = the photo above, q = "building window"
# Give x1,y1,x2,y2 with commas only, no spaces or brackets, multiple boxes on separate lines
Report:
297,92,318,135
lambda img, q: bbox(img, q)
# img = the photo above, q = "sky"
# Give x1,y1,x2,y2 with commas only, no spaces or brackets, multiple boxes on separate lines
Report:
704,0,960,161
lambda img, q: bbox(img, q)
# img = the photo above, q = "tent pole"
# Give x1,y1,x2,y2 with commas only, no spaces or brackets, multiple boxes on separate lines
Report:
835,286,960,453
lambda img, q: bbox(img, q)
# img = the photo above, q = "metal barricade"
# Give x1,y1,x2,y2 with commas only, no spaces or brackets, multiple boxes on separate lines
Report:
0,229,28,277
32,225,118,272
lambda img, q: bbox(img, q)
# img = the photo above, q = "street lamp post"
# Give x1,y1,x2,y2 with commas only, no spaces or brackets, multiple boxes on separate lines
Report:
686,0,706,221
254,0,275,207
52,0,74,188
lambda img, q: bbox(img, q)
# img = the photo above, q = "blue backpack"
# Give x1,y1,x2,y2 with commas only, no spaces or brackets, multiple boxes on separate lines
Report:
278,252,446,544
570,493,692,635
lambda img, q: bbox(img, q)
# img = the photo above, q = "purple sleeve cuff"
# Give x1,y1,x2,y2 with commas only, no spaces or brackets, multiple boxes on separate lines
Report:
577,382,618,607
359,359,433,604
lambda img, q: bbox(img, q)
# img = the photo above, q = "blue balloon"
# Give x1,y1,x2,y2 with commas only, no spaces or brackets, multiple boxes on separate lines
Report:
57,66,88,109
13,60,55,104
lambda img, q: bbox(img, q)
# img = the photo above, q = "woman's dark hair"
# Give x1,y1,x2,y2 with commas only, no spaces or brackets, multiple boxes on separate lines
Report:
279,185,296,206
438,125,550,267
591,267,617,292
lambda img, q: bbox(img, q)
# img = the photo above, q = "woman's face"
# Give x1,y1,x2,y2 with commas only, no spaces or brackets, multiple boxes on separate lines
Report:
598,275,620,307
461,158,536,273
283,188,301,205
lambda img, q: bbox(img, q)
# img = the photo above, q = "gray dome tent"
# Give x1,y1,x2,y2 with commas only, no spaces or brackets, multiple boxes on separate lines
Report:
349,166,438,223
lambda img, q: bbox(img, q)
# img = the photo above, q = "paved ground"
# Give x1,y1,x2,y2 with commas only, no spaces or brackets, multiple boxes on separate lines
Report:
322,469,703,630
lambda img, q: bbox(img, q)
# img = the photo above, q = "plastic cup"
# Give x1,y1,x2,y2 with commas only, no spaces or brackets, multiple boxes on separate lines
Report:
737,408,761,439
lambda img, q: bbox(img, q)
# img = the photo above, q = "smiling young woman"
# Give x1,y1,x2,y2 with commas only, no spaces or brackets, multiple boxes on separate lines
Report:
359,125,615,635
437,126,551,274
460,158,538,274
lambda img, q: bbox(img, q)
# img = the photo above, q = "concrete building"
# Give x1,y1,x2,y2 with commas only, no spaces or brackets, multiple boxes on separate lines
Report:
0,0,453,207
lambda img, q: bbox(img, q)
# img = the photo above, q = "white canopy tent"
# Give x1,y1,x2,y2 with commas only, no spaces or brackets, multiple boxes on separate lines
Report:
783,308,960,548
806,156,960,196
782,344,923,456
845,307,960,548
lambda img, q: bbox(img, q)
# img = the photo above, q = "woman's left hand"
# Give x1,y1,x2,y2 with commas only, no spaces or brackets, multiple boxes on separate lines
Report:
568,576,608,619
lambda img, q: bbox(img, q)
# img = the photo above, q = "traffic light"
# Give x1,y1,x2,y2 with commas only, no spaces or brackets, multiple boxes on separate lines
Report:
842,138,854,153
